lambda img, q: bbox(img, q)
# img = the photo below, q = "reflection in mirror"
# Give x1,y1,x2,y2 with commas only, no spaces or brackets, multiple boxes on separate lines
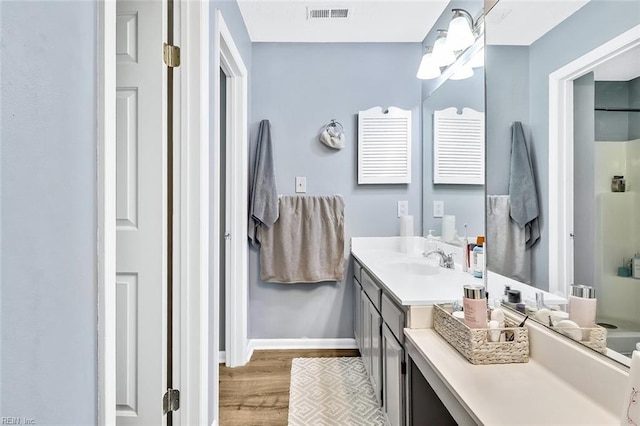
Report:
485,0,640,364
421,0,485,241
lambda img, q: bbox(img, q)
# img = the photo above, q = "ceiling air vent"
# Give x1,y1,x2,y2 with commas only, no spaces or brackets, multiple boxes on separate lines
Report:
307,7,350,19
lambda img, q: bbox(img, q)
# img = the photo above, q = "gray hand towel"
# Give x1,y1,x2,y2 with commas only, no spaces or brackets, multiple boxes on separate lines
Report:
258,195,345,283
487,195,531,283
248,120,279,248
509,121,540,248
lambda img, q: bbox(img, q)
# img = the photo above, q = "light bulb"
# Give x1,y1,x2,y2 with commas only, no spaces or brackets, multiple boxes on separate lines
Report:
450,65,474,80
432,31,455,67
416,53,441,80
446,9,475,52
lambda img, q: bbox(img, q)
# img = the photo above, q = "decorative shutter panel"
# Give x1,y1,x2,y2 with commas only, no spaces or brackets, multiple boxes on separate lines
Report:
358,106,412,184
433,107,484,185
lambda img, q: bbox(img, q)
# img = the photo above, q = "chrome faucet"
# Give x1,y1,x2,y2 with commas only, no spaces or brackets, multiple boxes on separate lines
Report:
423,248,455,269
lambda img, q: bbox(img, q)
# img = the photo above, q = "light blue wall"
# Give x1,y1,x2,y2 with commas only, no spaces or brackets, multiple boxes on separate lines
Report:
209,1,252,423
485,46,530,197
422,70,485,238
250,43,423,339
1,2,97,424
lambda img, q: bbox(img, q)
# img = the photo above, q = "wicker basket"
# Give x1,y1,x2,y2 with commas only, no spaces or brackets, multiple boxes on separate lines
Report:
433,304,529,365
551,324,608,354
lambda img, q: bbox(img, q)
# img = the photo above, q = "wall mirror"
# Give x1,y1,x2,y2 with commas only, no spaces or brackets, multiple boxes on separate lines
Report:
421,0,485,242
485,0,640,365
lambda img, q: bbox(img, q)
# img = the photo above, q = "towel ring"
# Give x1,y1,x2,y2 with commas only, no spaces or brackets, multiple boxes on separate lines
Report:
319,119,346,150
324,119,344,134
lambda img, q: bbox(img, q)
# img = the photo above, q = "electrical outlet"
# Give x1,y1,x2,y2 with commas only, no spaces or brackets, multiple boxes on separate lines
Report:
295,177,307,193
433,200,444,218
397,200,409,217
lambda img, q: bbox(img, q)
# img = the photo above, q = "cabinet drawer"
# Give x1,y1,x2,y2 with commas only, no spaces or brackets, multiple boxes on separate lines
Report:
353,259,362,283
382,293,405,343
360,269,381,311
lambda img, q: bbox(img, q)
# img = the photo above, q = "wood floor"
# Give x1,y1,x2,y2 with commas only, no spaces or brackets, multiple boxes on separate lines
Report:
219,349,360,426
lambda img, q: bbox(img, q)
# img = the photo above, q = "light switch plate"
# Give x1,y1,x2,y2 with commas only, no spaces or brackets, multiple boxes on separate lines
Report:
397,200,409,217
295,177,307,193
433,200,444,218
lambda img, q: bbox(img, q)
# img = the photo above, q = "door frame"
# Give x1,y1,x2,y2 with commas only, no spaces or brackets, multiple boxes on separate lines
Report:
548,24,640,297
96,0,211,424
212,10,249,369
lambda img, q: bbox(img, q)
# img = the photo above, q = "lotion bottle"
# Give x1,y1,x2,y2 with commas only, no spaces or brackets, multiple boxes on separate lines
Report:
463,285,487,328
568,284,597,341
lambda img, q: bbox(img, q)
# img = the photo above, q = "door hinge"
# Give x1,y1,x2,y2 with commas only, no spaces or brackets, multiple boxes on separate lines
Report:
163,43,181,68
163,388,180,414
401,360,407,375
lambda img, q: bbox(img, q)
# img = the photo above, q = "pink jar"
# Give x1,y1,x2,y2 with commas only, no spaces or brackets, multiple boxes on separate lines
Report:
463,285,488,328
568,284,597,341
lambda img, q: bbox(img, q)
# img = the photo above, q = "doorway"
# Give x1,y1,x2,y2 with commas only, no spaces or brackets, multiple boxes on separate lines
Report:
219,67,228,360
548,24,640,297
213,11,249,371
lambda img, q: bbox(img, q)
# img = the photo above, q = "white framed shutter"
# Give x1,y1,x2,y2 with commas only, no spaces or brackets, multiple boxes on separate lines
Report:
358,106,412,184
433,107,484,185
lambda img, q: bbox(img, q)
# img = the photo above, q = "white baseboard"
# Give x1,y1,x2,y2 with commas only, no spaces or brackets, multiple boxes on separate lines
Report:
248,338,358,351
218,351,226,364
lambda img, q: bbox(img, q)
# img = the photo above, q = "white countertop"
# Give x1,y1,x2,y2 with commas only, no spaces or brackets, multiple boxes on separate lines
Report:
405,328,619,425
351,237,566,306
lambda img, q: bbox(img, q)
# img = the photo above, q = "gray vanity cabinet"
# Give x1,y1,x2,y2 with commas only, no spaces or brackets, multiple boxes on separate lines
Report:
368,301,382,404
382,323,404,426
353,258,407,425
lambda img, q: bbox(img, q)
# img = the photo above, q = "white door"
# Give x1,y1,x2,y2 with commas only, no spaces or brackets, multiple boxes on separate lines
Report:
115,0,167,424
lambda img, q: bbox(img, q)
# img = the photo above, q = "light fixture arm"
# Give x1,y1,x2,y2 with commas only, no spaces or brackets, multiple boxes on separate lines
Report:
452,8,474,28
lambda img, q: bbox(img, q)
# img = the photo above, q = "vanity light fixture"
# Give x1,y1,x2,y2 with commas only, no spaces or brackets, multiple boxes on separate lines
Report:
449,64,474,80
416,48,441,80
432,30,456,67
446,9,475,52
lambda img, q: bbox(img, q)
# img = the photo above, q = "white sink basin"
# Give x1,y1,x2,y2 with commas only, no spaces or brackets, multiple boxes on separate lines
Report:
382,260,440,276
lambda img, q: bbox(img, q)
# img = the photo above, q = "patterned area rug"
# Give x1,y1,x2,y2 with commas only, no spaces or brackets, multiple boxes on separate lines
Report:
288,357,387,425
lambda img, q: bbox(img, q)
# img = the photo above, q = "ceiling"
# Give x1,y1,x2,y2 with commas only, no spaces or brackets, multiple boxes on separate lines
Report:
237,0,592,44
593,46,640,81
485,0,589,46
237,1,449,43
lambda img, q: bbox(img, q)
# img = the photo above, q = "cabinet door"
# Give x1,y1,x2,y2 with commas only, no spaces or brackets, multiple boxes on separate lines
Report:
370,301,382,405
361,291,371,375
383,324,405,426
353,281,362,352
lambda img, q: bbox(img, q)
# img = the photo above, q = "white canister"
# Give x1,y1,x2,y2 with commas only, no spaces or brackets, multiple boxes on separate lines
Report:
442,215,456,243
568,285,597,341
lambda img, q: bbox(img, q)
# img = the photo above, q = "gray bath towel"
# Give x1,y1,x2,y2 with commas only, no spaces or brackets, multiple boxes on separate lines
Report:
258,195,345,283
509,122,540,248
249,120,279,248
487,195,531,283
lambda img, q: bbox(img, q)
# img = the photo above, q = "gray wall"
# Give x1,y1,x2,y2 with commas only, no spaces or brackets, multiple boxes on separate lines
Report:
209,1,252,423
631,77,640,140
595,81,630,141
250,43,423,339
573,73,596,289
1,1,97,424
486,0,640,289
422,69,486,238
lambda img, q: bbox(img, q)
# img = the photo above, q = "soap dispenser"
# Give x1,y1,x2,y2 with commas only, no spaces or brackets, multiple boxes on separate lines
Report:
425,230,437,253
